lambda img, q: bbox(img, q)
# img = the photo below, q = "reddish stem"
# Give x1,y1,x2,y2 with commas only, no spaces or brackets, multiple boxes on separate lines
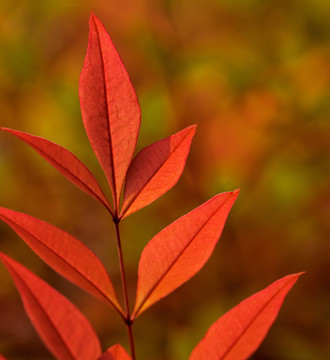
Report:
114,216,136,360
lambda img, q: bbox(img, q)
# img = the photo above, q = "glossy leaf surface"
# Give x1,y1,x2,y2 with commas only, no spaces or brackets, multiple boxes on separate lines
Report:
0,207,122,314
2,128,112,214
99,344,131,360
0,253,102,360
79,14,141,209
190,273,303,360
120,125,196,218
133,190,239,318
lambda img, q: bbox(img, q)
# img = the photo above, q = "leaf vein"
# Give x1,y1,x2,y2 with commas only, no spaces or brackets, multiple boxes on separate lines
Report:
2,215,121,313
121,129,193,217
135,195,228,317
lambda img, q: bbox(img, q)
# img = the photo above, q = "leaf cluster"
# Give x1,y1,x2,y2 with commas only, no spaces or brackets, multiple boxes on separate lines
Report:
0,14,302,360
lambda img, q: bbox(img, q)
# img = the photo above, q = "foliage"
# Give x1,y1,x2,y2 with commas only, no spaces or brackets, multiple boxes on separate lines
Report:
0,14,303,360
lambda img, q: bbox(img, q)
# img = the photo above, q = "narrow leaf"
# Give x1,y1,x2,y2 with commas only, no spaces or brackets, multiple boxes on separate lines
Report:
79,14,141,210
99,344,131,360
120,125,196,219
0,253,102,360
0,207,123,315
190,273,303,360
2,128,112,214
133,190,239,318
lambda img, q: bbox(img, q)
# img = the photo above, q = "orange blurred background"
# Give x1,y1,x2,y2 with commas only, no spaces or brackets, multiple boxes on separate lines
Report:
0,1,329,359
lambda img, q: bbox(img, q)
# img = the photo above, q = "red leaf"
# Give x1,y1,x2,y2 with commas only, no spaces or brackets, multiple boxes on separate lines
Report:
0,354,7,360
0,207,123,315
133,190,239,318
120,125,196,219
0,253,102,360
189,273,303,360
2,128,112,214
79,14,141,210
99,344,131,360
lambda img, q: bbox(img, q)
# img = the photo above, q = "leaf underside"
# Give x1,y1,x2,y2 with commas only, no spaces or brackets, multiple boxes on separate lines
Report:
189,273,303,360
0,253,102,360
79,13,141,210
133,190,239,318
0,207,122,314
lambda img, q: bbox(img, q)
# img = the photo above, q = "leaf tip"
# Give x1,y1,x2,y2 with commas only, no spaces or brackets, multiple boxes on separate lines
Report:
89,12,103,28
186,124,197,138
232,188,240,197
0,252,12,269
1,128,24,138
226,188,240,203
1,127,13,133
89,12,100,26
88,12,99,34
189,123,197,131
293,271,306,279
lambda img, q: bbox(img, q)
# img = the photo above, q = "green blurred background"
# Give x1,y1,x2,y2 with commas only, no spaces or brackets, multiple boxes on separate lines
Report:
0,0,329,359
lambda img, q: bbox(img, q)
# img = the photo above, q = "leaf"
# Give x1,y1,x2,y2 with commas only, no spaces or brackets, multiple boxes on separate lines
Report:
120,125,196,219
133,190,239,318
0,207,123,315
189,273,303,360
79,14,141,210
2,128,113,214
0,253,102,360
99,344,131,360
0,354,7,360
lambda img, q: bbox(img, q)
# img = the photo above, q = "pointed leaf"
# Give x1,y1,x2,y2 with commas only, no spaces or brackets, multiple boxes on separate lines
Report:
133,190,239,318
190,273,303,360
0,207,123,315
120,125,196,218
99,344,131,360
79,14,141,209
0,253,102,360
2,128,112,214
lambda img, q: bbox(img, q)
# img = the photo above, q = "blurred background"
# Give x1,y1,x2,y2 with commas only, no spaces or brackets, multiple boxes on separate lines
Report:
0,0,329,359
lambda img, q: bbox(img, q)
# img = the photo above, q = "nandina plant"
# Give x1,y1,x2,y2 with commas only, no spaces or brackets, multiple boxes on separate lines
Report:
0,14,303,360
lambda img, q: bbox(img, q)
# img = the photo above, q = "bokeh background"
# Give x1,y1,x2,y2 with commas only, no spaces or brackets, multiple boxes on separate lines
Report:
0,0,329,359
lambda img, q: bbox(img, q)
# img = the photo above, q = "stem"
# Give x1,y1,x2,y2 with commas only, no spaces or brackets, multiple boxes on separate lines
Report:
114,217,136,360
